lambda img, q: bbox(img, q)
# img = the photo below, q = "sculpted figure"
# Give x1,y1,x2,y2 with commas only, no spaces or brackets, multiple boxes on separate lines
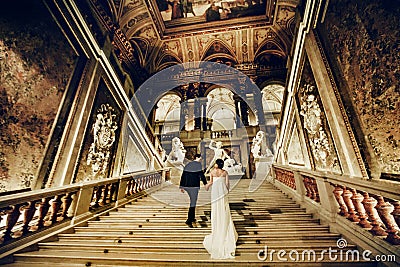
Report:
206,140,230,174
251,131,273,159
166,137,186,170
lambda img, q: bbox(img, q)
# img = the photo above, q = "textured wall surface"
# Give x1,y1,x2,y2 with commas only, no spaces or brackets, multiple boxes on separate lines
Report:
324,0,400,174
0,2,76,192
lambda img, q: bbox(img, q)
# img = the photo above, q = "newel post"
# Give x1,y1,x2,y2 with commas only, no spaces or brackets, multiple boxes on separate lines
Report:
293,171,305,203
316,178,338,222
71,185,95,223
117,177,129,202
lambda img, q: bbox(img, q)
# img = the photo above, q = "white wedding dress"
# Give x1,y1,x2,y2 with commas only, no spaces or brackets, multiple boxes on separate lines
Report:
203,177,238,259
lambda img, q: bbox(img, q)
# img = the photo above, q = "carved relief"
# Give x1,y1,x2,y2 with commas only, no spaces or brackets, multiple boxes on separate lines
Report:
298,83,341,173
122,0,143,15
254,28,275,51
163,39,183,60
87,104,119,176
276,6,296,29
136,25,157,43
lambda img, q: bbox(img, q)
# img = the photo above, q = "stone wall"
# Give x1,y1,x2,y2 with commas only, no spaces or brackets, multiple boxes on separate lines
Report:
324,0,400,174
0,2,76,192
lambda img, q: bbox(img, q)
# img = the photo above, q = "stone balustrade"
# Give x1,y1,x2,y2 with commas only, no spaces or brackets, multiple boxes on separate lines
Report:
274,167,296,190
0,169,165,251
303,175,320,203
211,130,233,139
332,184,400,245
272,165,400,248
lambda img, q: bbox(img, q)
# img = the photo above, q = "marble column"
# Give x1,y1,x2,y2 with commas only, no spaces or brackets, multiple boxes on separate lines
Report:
194,98,201,130
234,95,242,128
180,101,188,131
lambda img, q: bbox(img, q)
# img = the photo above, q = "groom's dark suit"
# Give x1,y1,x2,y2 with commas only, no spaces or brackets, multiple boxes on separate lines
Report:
180,158,207,225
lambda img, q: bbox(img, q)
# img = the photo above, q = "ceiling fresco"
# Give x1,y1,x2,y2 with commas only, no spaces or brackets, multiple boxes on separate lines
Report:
90,0,297,76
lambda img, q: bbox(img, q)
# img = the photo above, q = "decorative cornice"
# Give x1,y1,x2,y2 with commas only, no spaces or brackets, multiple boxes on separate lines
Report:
91,0,136,64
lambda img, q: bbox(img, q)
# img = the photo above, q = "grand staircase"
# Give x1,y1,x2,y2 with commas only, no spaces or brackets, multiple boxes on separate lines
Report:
3,178,376,266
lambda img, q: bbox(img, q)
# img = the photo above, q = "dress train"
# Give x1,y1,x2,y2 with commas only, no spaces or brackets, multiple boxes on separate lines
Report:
203,177,238,259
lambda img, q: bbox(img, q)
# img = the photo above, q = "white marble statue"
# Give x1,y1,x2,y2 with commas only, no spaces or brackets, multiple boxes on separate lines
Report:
205,140,230,174
206,140,243,175
251,130,273,159
223,158,243,175
166,137,186,170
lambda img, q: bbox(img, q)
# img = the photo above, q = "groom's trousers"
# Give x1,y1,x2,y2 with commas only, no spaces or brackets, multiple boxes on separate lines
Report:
182,187,199,222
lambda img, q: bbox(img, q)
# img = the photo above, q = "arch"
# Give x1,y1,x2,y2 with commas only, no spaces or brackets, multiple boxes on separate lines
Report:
155,53,183,72
130,37,150,67
154,93,182,134
206,87,236,119
131,61,274,131
201,40,238,63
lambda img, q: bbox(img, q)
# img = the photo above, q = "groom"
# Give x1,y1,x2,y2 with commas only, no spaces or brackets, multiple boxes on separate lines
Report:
180,153,207,227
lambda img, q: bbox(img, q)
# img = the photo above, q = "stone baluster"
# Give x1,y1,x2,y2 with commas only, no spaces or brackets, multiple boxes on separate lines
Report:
2,204,22,241
22,201,37,234
342,188,359,222
139,177,144,191
109,183,117,202
61,193,73,219
392,201,400,228
333,185,348,216
125,180,131,196
362,193,387,236
101,185,110,205
314,180,320,202
310,179,319,202
50,195,62,224
37,197,52,229
351,189,371,228
150,175,153,187
133,179,138,194
303,177,311,198
92,186,103,208
375,196,400,244
128,179,135,195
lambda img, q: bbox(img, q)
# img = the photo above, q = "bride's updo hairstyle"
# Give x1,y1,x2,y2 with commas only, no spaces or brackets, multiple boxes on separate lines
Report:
216,159,224,169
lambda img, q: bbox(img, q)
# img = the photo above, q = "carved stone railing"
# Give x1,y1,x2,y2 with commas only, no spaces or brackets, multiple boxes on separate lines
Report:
332,184,400,245
273,167,296,190
272,164,400,252
211,130,233,139
303,175,320,203
0,169,166,256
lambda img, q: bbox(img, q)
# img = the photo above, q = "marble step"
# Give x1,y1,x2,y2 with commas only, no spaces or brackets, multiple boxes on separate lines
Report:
4,179,369,267
37,241,356,251
86,218,321,227
8,250,377,266
74,224,330,233
56,236,342,245
96,213,313,221
58,232,341,241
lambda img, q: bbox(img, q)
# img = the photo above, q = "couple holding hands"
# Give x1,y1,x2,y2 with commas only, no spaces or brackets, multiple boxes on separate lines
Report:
179,154,237,259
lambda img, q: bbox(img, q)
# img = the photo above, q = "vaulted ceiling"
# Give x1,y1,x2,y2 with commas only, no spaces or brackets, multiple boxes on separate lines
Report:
90,0,298,80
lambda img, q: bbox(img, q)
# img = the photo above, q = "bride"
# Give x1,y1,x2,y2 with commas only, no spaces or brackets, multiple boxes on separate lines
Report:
203,158,238,259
